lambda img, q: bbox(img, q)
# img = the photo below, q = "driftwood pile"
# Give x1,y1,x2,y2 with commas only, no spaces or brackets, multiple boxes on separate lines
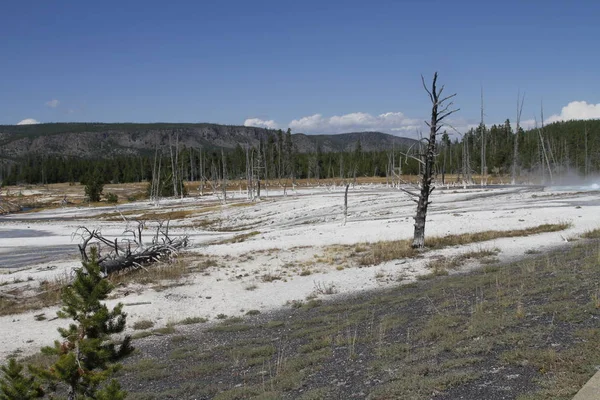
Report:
75,220,188,275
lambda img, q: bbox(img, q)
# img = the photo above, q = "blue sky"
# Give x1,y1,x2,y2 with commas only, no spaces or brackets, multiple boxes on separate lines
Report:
1,0,599,135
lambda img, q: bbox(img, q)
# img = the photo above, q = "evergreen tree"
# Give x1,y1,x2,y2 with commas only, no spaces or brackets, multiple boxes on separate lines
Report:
82,168,104,202
0,359,43,400
35,247,133,400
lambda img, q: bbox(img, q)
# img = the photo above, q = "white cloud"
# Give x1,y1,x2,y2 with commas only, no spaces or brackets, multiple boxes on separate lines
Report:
16,118,40,125
545,101,600,124
519,119,537,130
514,101,600,131
289,111,421,134
45,99,60,108
244,118,278,129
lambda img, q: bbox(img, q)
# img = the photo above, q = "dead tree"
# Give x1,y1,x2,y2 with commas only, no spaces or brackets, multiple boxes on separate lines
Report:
412,72,458,248
150,133,162,204
343,183,350,226
536,105,553,184
169,131,178,198
199,147,205,196
480,87,487,187
511,91,525,184
584,123,590,177
74,221,188,275
221,148,227,203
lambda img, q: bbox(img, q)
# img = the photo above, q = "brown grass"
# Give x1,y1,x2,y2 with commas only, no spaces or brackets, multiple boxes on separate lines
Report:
0,274,69,317
425,223,571,249
133,320,155,330
358,223,570,266
215,231,261,244
109,259,190,288
425,249,500,276
581,228,600,239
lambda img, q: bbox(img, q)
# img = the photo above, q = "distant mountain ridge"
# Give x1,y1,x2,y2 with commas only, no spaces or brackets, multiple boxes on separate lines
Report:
0,123,416,160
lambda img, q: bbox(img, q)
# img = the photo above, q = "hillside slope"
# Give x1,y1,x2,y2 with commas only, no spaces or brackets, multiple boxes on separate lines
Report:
0,123,416,160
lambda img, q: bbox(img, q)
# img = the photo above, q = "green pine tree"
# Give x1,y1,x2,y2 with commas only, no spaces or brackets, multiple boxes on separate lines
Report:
82,168,104,202
35,247,133,400
0,359,44,400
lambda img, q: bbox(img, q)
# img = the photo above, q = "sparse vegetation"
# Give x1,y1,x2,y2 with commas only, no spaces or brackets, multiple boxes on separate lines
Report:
358,223,570,265
177,316,208,325
0,274,69,317
106,240,600,399
133,320,155,330
581,228,600,239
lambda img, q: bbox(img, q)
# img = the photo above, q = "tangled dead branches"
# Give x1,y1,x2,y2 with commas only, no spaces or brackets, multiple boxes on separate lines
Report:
73,220,188,276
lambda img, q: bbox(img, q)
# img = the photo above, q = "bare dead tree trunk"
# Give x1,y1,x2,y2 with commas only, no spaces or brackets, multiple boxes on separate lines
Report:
221,149,227,203
176,132,182,198
169,131,178,198
412,72,458,248
343,183,349,226
584,123,589,177
199,148,205,196
263,142,269,197
246,147,252,200
151,133,160,201
480,87,486,187
537,105,553,184
511,91,525,184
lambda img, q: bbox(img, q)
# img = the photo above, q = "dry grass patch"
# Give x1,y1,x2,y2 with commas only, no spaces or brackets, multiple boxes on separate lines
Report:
357,223,569,266
425,223,571,249
177,316,208,325
427,248,500,272
133,320,155,330
359,240,417,265
0,274,69,316
109,258,189,288
228,201,254,208
581,228,600,239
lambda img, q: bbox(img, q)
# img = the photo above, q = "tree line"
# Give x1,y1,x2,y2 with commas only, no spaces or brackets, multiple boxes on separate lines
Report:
1,119,599,188
438,119,600,183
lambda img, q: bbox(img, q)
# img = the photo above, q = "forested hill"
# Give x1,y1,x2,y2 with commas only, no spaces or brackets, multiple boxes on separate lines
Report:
0,122,416,160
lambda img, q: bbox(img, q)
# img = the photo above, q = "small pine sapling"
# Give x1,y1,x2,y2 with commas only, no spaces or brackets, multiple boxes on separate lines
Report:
36,247,133,400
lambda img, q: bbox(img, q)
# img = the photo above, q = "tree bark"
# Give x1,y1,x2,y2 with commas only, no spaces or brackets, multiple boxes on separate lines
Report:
511,92,524,185
343,183,349,226
412,72,457,248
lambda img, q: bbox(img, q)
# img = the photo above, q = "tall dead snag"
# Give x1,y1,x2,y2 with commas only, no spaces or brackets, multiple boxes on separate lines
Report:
480,86,487,187
343,183,350,226
412,72,458,248
511,91,525,184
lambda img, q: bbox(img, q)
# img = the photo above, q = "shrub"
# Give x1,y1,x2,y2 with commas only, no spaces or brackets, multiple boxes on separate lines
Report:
105,192,119,203
82,169,104,202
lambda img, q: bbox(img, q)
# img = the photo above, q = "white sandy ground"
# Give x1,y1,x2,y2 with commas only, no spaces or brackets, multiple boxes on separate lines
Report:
1,184,600,360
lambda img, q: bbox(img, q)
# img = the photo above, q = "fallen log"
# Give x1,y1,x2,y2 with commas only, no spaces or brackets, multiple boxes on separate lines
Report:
99,237,188,275
75,221,188,276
